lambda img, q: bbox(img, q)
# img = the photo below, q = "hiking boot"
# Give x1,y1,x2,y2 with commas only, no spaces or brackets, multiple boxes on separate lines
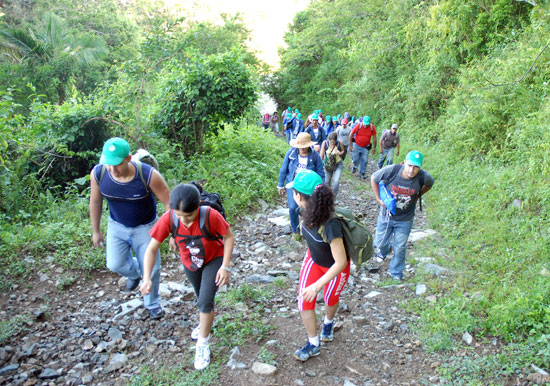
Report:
124,277,140,292
361,174,367,180
149,307,164,320
352,167,357,174
375,251,386,263
293,341,320,361
194,344,210,370
320,322,334,342
191,324,200,340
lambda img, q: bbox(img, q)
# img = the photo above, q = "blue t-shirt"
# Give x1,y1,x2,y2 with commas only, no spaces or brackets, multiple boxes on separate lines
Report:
93,162,157,227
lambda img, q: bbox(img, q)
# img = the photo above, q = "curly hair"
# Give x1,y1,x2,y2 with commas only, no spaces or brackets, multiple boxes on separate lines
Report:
299,184,335,228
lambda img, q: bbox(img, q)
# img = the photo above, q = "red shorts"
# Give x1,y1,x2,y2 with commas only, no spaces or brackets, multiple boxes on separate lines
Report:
297,249,351,311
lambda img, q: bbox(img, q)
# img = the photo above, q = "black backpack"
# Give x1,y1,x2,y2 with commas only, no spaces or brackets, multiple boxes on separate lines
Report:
191,182,226,219
169,206,223,243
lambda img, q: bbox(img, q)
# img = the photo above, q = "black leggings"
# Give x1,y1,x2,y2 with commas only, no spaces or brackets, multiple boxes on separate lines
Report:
184,256,222,313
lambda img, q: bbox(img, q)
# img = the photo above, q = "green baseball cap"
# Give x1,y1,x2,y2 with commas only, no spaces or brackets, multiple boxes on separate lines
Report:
405,150,423,167
332,116,338,122
295,108,299,113
285,170,323,196
287,107,292,112
100,137,130,165
312,113,319,120
363,116,370,125
297,113,302,119
326,115,331,121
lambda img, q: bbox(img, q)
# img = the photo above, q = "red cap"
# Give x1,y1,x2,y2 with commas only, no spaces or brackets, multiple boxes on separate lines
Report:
341,118,348,125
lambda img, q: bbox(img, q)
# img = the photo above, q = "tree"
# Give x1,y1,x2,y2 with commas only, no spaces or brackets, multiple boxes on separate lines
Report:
0,11,107,103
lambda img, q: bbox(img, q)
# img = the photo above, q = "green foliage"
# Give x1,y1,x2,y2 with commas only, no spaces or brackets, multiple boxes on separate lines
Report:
131,363,220,386
0,315,31,344
154,51,258,153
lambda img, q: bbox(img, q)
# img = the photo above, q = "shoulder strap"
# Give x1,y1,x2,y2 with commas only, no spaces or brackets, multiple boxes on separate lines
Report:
199,206,223,242
133,160,150,193
170,209,179,239
386,164,402,185
99,165,107,184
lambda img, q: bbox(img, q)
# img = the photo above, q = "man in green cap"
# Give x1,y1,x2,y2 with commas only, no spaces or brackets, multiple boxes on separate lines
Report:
89,137,171,319
370,150,434,280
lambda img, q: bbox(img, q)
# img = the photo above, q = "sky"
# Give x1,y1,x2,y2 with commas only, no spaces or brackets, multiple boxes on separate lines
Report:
162,0,310,69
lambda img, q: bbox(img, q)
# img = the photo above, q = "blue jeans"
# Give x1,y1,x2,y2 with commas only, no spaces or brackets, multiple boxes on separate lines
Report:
285,130,292,143
378,147,395,168
373,210,414,279
106,217,161,309
324,161,344,197
286,187,300,233
352,144,369,176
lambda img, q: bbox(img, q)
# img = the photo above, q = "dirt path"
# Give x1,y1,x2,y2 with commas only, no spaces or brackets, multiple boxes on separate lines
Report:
0,156,441,385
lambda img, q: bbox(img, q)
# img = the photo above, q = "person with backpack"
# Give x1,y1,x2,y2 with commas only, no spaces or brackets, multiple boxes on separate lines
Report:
278,132,325,238
370,151,434,280
349,116,377,180
378,123,400,169
286,170,350,362
140,183,234,370
320,132,345,197
335,118,352,161
262,112,271,129
89,137,170,320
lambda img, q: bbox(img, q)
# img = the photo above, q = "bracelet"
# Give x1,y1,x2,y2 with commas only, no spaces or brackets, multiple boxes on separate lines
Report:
221,266,231,272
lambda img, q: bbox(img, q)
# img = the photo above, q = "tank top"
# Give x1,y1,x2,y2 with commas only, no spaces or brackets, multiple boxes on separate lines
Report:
93,162,156,227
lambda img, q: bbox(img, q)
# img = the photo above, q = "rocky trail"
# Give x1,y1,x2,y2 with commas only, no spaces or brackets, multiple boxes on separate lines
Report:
0,158,449,386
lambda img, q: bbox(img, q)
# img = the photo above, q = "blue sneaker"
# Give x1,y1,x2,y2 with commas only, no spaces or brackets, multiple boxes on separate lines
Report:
320,322,334,342
149,307,164,320
293,341,320,361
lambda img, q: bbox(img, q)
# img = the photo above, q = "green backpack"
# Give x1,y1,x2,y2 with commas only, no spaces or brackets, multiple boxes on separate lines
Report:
318,207,373,270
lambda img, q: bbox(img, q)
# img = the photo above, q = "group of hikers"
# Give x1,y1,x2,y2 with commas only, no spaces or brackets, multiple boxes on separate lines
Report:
89,110,433,369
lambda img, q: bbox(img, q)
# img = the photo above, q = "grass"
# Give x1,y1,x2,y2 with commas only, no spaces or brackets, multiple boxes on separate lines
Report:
130,363,220,386
0,315,31,344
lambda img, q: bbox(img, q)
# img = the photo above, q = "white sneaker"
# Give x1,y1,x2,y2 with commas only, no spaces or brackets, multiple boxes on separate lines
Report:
191,324,200,340
194,344,210,370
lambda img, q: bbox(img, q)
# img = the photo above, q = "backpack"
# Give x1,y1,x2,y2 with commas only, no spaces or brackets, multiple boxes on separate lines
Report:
169,206,223,244
98,159,150,195
385,163,426,211
318,207,374,271
323,140,341,172
191,182,226,219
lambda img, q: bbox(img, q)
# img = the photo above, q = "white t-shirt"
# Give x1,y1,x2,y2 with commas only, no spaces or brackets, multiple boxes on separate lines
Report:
296,155,308,173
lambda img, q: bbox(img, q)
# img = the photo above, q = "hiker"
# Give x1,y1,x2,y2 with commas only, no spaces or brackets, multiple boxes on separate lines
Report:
378,123,400,168
140,183,234,370
89,137,170,320
335,118,352,160
320,132,345,197
323,115,334,136
292,113,305,140
305,113,326,152
277,132,325,237
349,116,377,180
286,170,350,361
283,109,295,143
370,151,434,280
270,111,280,135
262,112,271,130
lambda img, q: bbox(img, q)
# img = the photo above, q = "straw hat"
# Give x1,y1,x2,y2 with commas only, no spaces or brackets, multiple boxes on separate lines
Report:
289,132,317,148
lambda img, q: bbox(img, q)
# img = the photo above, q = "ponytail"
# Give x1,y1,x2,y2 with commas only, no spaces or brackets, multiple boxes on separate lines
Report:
301,184,335,228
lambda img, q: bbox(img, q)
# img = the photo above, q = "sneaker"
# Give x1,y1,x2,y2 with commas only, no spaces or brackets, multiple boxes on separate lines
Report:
361,174,367,180
390,274,402,282
293,341,320,361
352,167,357,174
194,344,210,370
191,324,200,340
320,322,334,342
375,251,386,263
149,307,164,320
125,277,140,292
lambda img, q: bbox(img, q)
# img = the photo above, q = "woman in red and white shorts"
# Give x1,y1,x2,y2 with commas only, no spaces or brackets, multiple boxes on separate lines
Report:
286,169,350,361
